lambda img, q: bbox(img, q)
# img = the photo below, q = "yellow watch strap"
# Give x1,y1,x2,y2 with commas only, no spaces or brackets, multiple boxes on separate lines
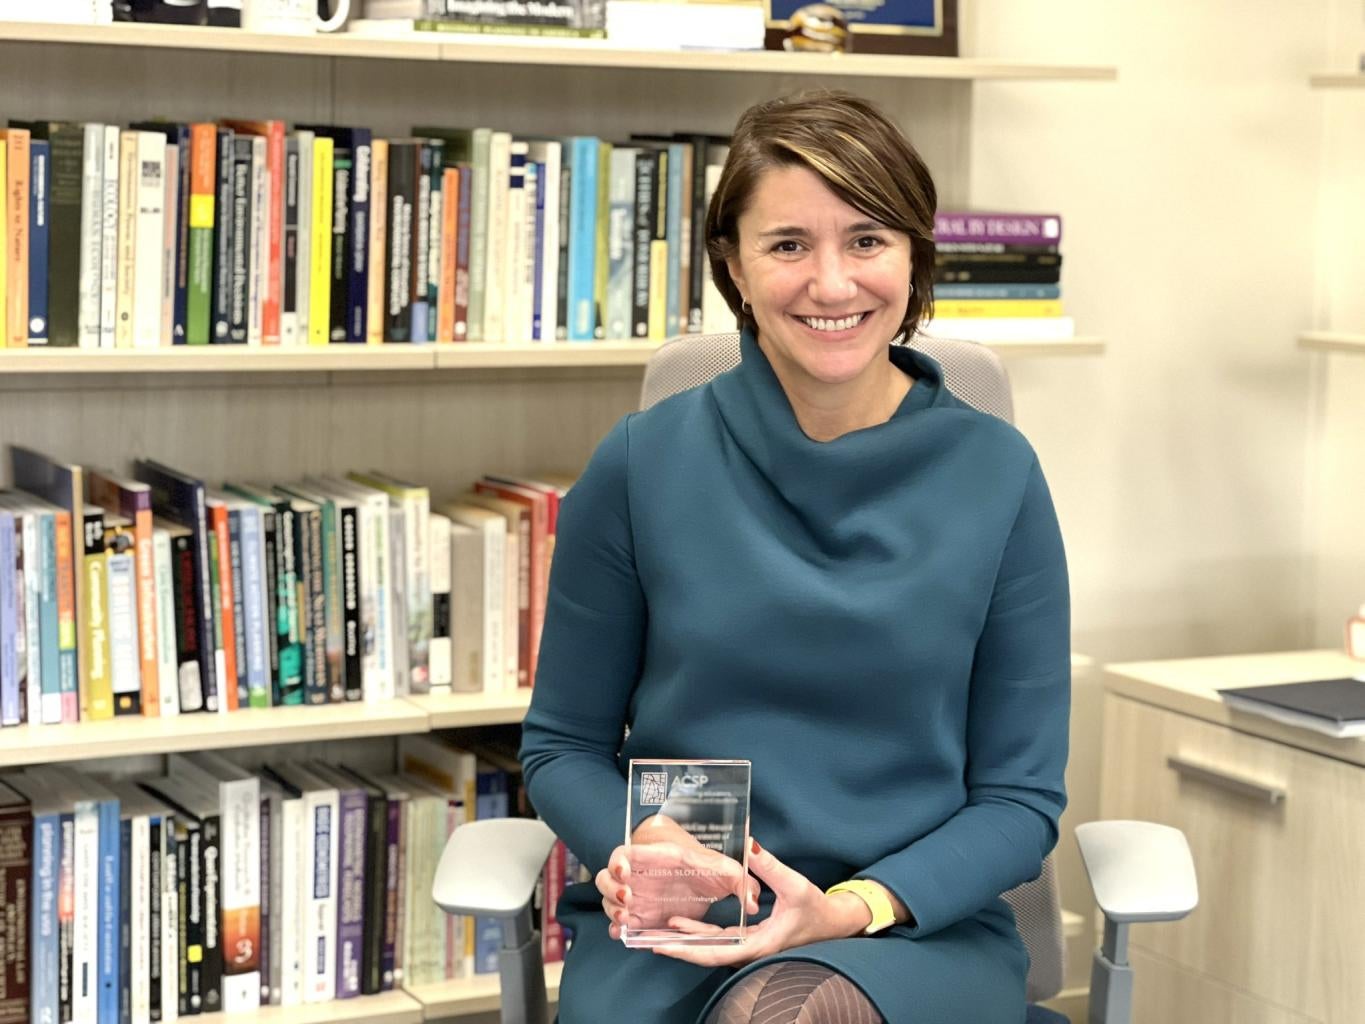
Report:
825,879,898,935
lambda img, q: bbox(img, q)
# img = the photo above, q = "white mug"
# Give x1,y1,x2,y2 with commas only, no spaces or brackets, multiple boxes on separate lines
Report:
242,0,351,34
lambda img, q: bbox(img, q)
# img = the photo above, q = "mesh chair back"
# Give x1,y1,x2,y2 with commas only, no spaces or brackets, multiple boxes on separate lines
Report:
638,332,1063,1003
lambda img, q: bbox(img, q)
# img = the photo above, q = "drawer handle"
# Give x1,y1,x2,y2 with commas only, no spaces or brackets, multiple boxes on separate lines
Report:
1166,756,1287,806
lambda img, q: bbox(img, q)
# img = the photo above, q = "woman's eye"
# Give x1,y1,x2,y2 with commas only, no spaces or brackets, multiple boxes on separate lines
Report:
772,240,803,254
855,235,885,250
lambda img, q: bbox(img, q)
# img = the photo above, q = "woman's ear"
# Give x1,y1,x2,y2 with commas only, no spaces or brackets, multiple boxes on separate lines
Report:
726,254,746,300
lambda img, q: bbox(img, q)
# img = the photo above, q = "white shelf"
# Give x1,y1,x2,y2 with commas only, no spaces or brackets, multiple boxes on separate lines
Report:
406,688,534,730
1310,72,1365,89
199,991,424,1024
0,21,1117,82
979,336,1105,358
0,698,432,769
1298,330,1365,354
407,962,562,1019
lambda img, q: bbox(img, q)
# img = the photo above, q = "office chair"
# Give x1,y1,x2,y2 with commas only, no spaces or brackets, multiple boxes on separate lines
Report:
433,332,1199,1024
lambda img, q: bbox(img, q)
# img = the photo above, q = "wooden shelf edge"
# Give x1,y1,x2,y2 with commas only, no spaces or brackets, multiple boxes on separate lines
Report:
406,689,533,729
1298,330,1365,354
0,699,431,769
407,961,562,1019
0,21,1116,82
198,990,425,1024
982,336,1105,357
1310,72,1365,89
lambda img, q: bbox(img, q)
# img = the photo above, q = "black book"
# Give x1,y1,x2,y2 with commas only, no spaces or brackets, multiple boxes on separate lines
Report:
282,137,300,341
337,766,389,995
211,126,235,343
384,142,418,343
935,264,1062,285
631,150,659,339
1219,677,1365,738
10,121,86,346
228,137,253,344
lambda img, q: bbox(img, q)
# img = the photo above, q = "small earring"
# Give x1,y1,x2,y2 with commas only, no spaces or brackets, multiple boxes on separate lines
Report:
908,282,914,296
741,300,752,315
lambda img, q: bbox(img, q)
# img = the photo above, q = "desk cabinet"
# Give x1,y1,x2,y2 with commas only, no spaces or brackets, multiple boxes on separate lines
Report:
1101,652,1365,1024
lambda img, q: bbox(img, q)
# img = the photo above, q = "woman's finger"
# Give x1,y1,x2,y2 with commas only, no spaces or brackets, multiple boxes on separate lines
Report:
664,917,726,936
745,838,809,899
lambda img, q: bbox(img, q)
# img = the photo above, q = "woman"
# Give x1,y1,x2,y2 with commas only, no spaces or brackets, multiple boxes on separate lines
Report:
520,90,1070,1024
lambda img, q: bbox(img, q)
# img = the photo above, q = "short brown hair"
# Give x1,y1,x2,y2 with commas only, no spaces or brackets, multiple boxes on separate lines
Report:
706,90,937,338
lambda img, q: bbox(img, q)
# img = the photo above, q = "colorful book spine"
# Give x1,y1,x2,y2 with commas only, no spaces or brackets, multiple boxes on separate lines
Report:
107,550,141,715
934,210,1062,245
240,505,271,708
308,136,333,346
28,138,50,343
934,283,1061,299
3,127,31,348
186,123,217,345
933,298,1064,318
566,136,598,340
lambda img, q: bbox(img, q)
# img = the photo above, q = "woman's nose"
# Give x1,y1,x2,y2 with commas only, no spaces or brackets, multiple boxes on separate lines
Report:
807,252,858,305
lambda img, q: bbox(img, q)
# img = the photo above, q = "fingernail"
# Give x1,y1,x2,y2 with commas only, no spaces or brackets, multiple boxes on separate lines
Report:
751,838,762,855
616,888,628,903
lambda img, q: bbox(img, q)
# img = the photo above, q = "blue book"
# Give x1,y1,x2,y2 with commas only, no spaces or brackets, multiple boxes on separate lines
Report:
472,769,510,973
0,510,17,726
34,510,59,725
94,784,121,1024
28,139,50,343
566,136,599,341
531,160,546,339
934,283,1061,300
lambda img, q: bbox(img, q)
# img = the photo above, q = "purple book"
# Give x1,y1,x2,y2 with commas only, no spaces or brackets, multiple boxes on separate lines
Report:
309,764,366,999
934,211,1062,246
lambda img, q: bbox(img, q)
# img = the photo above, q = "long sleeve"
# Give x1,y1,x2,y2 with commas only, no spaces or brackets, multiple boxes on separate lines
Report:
857,456,1071,938
519,415,647,874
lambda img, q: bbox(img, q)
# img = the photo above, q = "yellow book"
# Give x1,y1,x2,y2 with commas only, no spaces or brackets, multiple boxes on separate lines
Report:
83,546,114,720
0,140,6,349
309,136,334,346
367,138,388,345
593,140,611,340
647,240,668,340
932,298,1064,319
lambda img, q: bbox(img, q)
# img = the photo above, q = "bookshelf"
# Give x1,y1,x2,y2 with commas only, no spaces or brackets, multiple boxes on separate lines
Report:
0,18,1112,1023
0,21,1117,82
1298,331,1365,354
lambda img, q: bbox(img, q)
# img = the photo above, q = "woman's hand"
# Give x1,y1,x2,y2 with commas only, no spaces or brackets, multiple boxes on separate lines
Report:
649,839,876,968
596,815,760,939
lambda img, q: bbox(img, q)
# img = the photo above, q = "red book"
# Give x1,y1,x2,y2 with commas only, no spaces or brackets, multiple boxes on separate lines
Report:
206,497,240,710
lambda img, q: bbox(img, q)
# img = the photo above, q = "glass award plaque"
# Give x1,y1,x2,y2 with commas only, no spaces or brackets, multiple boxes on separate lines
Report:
621,759,752,947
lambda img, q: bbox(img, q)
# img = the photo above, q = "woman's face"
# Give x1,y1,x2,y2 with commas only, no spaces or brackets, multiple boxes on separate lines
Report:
725,164,912,393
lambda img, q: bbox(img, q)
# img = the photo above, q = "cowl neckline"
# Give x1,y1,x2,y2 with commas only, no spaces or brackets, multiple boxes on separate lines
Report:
707,328,948,508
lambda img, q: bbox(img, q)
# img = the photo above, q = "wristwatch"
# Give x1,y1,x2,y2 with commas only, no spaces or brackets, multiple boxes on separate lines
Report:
826,879,898,935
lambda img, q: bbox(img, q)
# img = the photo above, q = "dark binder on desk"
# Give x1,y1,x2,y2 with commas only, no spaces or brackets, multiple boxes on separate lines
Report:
1218,677,1365,738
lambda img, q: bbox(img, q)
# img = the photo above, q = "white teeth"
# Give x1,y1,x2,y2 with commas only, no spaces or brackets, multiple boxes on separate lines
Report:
800,314,863,332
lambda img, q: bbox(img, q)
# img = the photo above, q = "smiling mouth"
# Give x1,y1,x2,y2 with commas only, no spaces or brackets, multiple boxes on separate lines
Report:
792,312,871,333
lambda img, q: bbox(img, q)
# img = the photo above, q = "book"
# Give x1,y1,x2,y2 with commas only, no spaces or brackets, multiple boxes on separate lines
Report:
0,778,31,1021
1,126,31,349
934,211,1062,245
1219,677,1365,738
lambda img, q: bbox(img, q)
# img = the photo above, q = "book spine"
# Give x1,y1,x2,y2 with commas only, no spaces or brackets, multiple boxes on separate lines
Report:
647,149,668,341
935,263,1061,285
33,812,59,1024
465,130,490,341
333,789,365,999
152,530,179,718
338,505,361,702
348,131,371,343
383,143,413,343
402,496,431,695
410,143,433,345
934,211,1062,245
301,509,328,705
247,137,266,346
606,149,635,341
263,124,283,345
50,509,78,723
503,145,525,341
177,822,197,1016
366,498,393,703
211,127,235,343
98,125,119,349
281,137,300,345
436,167,458,343
454,164,472,341
112,130,138,349
0,801,32,1019
186,124,216,346
308,137,333,346
305,794,337,1003
424,140,443,342
428,515,452,694
159,818,177,1022
119,815,132,1024
13,514,37,727
228,139,252,344
107,551,142,715
328,144,351,343
358,787,385,995
934,282,1061,299
162,142,179,347
554,160,570,339
130,505,159,718
0,515,15,726
529,163,544,341
5,128,31,349
663,143,683,337
28,138,50,343
219,780,261,1013
145,816,161,1024
58,813,74,1022
685,140,707,333
277,798,302,1006
536,146,560,341
78,123,104,347
227,509,248,707
293,131,313,347
631,151,655,339
933,298,1064,318
132,132,166,348
96,799,121,1024
566,137,597,340
169,531,205,713
380,797,400,990
173,129,191,344
592,141,610,340
208,508,236,711
366,138,387,345
274,504,304,706
259,510,279,706
83,523,114,721
198,814,222,1014
240,509,269,709
32,513,59,724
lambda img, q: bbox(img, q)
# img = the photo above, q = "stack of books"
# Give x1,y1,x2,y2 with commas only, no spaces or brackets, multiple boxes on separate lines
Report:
0,735,583,1021
1,445,574,726
925,210,1073,342
0,117,734,349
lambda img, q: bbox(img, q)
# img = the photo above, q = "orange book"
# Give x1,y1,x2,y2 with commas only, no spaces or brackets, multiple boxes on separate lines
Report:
186,122,218,345
206,498,240,711
221,120,285,344
367,138,387,345
1,127,31,349
437,166,459,342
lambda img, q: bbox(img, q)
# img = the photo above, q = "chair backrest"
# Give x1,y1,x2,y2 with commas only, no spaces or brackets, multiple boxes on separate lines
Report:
638,332,1063,1003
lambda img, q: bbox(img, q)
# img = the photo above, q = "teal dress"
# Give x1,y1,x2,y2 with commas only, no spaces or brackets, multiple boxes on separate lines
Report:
520,329,1070,1023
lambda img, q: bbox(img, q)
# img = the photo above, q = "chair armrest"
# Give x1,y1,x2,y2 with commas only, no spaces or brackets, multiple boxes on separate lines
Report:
1074,820,1198,924
432,818,558,918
